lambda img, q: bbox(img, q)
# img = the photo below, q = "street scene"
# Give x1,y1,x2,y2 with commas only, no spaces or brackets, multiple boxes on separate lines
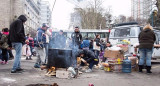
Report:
0,0,160,86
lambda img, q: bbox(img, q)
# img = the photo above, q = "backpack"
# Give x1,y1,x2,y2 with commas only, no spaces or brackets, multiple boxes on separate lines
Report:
0,34,9,49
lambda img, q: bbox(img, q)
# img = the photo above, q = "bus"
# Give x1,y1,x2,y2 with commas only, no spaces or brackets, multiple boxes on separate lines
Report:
52,29,110,40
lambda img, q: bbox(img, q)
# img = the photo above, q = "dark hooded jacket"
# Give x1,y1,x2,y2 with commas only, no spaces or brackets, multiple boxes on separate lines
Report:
138,27,156,49
9,15,27,46
75,49,98,63
94,38,101,46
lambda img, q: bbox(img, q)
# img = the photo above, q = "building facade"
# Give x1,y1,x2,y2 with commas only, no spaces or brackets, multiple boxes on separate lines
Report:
67,0,86,29
0,0,51,36
39,0,52,27
24,0,40,34
131,0,154,22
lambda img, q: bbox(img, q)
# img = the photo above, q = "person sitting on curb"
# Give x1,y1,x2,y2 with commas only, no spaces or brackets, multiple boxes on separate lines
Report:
75,49,99,73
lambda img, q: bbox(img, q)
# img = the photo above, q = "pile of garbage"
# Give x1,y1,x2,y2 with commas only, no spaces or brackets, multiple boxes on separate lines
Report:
101,46,138,73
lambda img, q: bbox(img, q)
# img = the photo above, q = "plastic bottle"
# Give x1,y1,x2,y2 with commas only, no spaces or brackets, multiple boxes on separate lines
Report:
122,57,131,73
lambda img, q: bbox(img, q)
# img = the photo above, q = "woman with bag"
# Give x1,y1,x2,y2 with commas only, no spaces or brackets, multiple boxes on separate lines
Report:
93,35,101,60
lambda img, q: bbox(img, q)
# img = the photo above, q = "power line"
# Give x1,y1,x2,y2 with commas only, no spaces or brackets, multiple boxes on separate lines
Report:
52,0,56,12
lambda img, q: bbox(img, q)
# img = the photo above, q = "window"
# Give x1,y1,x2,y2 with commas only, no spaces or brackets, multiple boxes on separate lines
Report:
130,28,136,36
114,28,130,37
88,32,95,39
81,32,87,39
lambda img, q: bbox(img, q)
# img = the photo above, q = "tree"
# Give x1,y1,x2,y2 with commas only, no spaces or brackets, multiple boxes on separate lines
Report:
73,0,109,29
118,15,127,23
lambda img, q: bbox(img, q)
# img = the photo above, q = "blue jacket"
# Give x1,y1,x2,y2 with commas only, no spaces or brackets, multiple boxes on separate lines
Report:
36,28,46,48
82,40,90,48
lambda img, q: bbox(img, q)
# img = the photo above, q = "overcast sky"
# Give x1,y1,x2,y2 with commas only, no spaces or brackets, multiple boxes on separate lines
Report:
48,0,131,29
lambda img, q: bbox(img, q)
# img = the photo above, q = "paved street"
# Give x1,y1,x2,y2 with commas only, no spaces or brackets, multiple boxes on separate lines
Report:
0,55,160,86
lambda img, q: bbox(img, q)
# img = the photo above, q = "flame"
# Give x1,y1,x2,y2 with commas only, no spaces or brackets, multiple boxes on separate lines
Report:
46,66,56,76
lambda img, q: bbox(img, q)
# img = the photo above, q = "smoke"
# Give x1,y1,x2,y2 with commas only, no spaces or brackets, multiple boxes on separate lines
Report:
48,32,72,49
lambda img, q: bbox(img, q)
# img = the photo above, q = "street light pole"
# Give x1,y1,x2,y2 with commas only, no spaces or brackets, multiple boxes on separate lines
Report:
151,1,154,26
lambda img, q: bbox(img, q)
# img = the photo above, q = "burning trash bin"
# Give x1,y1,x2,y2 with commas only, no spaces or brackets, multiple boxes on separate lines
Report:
47,48,72,68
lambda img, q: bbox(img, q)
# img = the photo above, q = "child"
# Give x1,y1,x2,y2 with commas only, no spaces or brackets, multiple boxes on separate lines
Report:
0,28,9,64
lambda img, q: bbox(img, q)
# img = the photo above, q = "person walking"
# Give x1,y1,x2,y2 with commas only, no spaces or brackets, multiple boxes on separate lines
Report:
0,28,9,64
34,23,49,68
138,24,156,73
9,15,27,73
71,27,82,68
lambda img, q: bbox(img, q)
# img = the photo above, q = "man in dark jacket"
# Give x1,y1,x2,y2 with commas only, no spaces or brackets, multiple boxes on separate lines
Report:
54,30,66,48
138,24,156,73
9,15,27,73
71,27,82,67
75,49,99,72
71,27,82,48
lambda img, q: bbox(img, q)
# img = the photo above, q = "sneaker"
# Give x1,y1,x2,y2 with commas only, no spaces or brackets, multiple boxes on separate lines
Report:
1,61,5,65
34,63,40,68
85,69,92,73
26,57,29,60
11,70,17,73
16,68,23,71
9,57,14,60
4,62,8,64
28,58,32,60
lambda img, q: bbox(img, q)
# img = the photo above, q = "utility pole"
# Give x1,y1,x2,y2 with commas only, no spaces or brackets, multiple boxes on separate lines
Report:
156,0,160,26
152,1,153,26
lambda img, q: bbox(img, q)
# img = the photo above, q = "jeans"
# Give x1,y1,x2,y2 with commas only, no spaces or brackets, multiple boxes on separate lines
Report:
1,49,8,62
94,50,100,59
44,43,49,63
29,45,33,56
35,47,46,65
139,48,153,66
12,42,22,70
72,45,79,68
81,60,99,69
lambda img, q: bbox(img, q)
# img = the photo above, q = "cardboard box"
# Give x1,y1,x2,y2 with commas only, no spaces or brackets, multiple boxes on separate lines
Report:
107,57,124,64
110,64,122,72
104,49,124,59
120,46,128,52
131,64,138,72
128,57,138,66
56,68,69,79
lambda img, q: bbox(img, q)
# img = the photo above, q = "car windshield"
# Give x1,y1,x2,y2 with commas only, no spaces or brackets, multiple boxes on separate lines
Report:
114,27,130,37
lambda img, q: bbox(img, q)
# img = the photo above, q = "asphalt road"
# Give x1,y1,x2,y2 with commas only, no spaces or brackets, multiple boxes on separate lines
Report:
0,56,160,86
